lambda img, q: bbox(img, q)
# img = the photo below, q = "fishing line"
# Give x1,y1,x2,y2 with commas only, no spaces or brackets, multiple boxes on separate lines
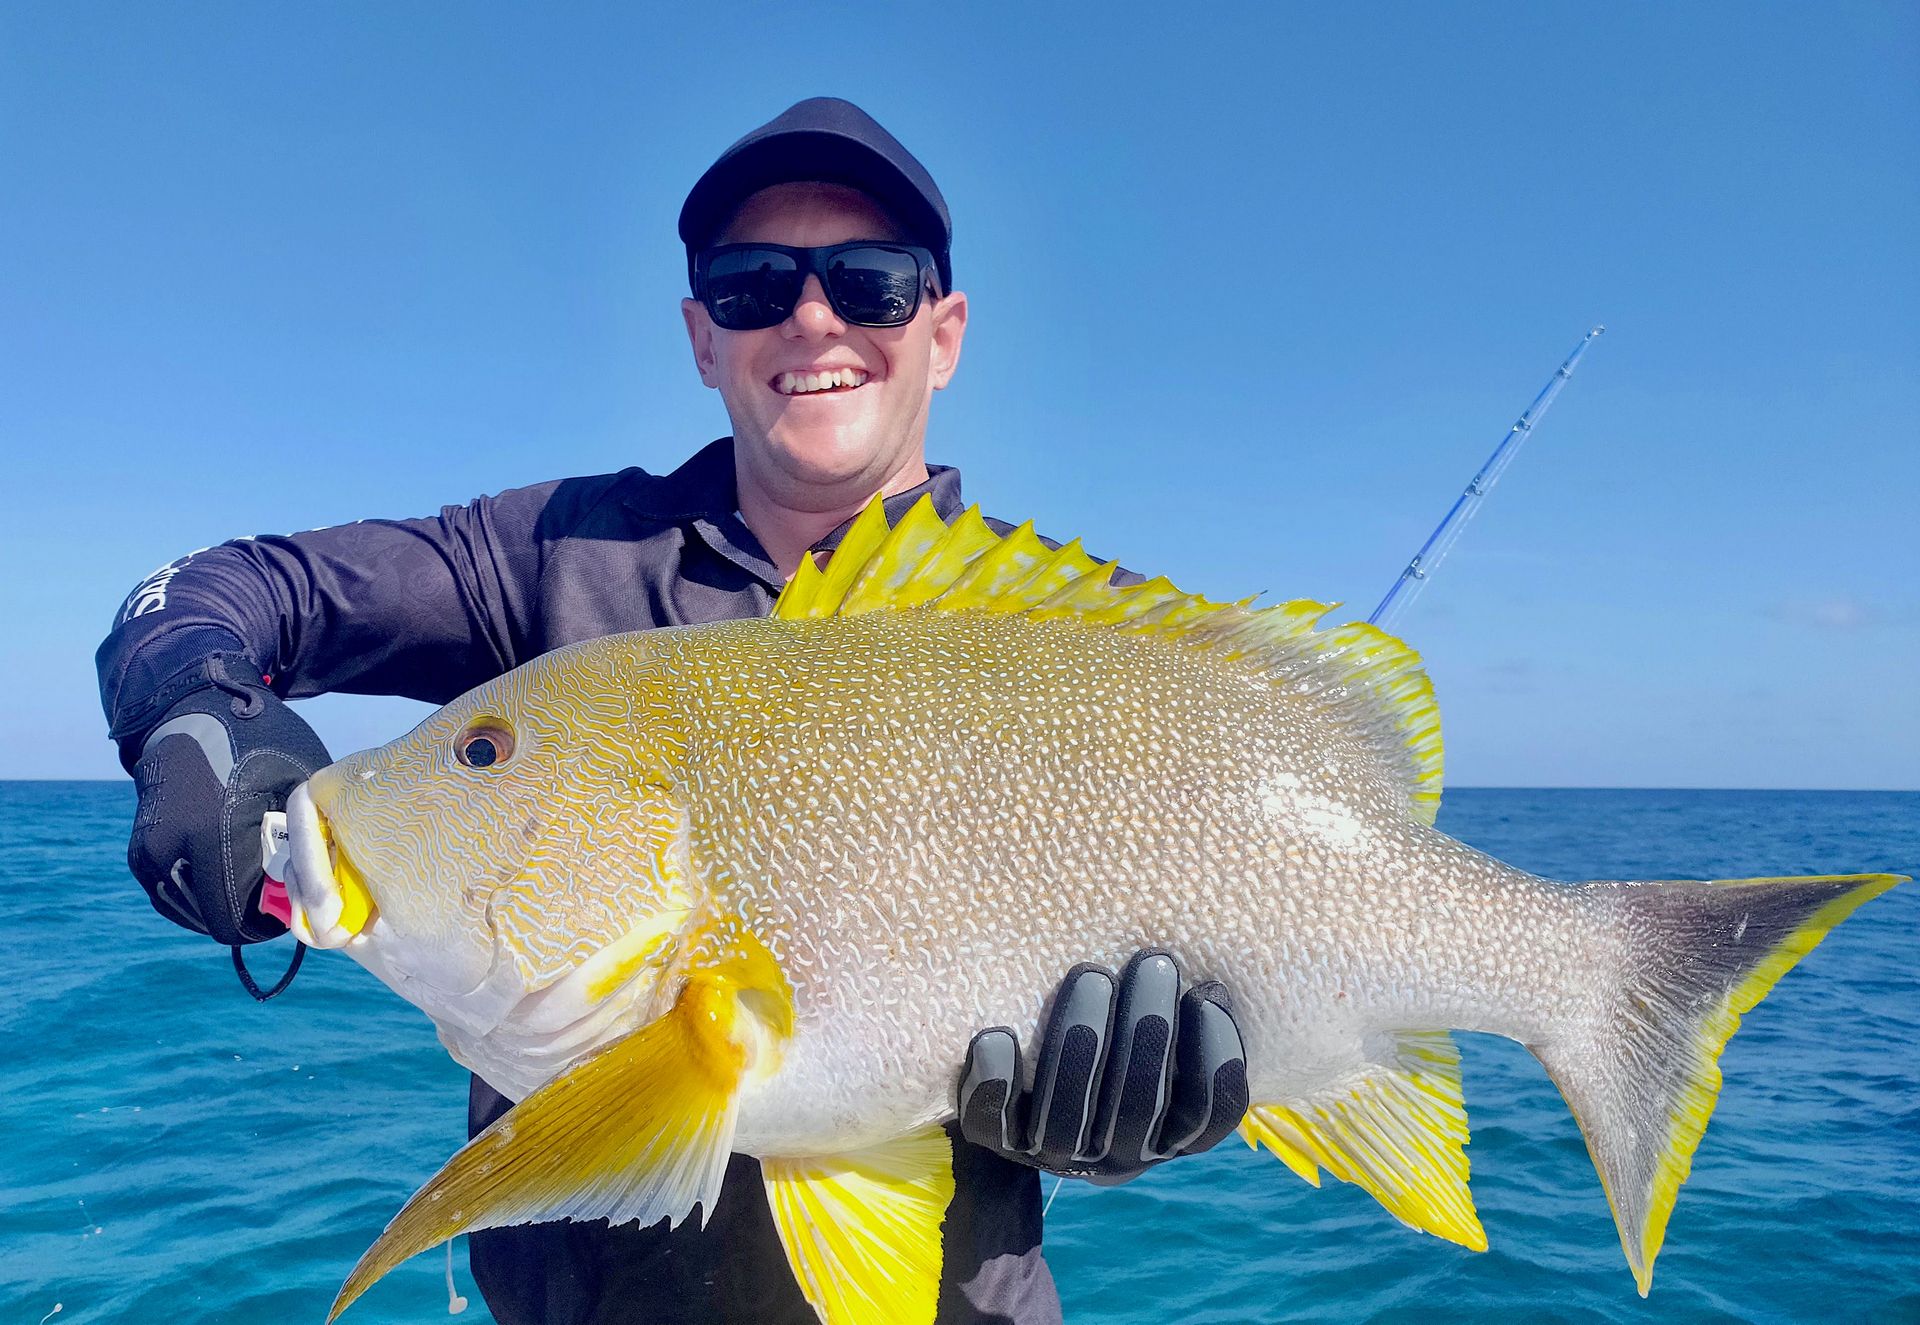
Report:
1042,1175,1064,1217
445,1238,469,1314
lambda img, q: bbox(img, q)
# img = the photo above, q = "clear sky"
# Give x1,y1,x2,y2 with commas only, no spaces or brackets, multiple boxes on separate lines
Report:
3,4,1915,787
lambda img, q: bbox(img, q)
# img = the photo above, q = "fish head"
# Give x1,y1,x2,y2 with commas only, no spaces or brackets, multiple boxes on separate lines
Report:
282,639,700,1068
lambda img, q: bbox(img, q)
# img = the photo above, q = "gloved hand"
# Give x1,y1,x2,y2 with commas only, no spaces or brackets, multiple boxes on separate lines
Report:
126,663,331,946
957,949,1250,1182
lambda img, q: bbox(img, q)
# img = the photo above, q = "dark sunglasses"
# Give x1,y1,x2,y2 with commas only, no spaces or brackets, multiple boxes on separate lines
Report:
693,241,940,332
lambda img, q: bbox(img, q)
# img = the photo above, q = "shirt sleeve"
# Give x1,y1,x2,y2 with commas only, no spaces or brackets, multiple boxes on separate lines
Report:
95,478,581,759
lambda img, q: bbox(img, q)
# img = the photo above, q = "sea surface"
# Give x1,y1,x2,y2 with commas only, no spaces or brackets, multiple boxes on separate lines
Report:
2,784,1915,1324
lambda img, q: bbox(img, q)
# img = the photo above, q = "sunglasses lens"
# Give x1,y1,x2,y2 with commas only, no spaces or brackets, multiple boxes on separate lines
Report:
826,247,926,326
703,249,803,330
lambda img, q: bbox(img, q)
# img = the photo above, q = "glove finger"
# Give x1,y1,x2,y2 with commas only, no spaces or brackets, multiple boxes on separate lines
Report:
958,1027,1025,1155
1026,964,1115,1169
1160,980,1250,1158
1088,949,1180,1170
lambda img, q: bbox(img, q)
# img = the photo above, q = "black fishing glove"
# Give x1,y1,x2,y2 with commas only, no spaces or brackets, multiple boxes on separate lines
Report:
957,949,1250,1182
125,656,331,946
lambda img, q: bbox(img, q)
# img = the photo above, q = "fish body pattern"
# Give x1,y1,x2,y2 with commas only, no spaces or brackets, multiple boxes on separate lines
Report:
649,609,1563,1157
283,497,1903,1324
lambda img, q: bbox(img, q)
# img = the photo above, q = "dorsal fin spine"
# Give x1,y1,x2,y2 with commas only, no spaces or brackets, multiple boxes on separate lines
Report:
842,498,950,614
937,516,1047,610
775,553,828,620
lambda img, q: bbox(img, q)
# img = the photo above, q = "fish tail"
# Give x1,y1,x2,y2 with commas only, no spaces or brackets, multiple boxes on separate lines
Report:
1531,872,1902,1297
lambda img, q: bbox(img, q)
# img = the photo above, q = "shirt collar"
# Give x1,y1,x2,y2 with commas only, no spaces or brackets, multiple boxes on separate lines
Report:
624,437,967,587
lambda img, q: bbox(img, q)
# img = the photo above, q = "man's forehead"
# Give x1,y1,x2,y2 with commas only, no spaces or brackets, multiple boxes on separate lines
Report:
716,182,909,246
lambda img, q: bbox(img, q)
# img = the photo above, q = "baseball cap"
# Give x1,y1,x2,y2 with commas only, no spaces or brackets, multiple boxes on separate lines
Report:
678,97,953,294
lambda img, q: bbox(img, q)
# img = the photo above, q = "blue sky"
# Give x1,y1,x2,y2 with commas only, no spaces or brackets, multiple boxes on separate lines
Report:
3,4,1915,787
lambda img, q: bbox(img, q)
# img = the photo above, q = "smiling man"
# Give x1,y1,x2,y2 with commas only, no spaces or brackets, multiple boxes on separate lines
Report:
98,98,1248,1323
681,176,967,576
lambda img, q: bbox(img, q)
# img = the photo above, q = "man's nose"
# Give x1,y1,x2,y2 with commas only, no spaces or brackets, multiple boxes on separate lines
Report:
783,274,844,339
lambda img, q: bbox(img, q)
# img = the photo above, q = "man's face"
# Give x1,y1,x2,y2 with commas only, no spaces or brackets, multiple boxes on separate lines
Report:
682,182,968,512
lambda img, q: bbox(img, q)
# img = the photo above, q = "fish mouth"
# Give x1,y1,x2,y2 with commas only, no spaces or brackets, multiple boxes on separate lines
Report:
283,780,379,949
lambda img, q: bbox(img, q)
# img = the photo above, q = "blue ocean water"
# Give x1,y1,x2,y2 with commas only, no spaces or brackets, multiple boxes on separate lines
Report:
1,784,1914,1324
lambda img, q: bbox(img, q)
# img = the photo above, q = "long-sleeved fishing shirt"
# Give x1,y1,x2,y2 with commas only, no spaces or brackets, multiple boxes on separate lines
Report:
96,437,1061,1325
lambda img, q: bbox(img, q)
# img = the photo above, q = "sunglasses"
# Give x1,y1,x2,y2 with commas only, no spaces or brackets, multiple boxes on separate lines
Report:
693,241,941,331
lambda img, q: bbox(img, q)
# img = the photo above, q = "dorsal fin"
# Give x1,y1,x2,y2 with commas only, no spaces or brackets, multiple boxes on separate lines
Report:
774,494,1443,824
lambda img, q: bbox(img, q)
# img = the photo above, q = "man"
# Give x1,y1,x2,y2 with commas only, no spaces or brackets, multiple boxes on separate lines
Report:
99,98,1248,1323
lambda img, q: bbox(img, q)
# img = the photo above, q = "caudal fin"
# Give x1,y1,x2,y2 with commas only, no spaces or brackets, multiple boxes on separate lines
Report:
1531,872,1902,1297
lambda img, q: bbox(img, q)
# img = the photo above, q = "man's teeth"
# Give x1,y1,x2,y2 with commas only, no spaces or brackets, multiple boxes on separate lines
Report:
777,368,869,395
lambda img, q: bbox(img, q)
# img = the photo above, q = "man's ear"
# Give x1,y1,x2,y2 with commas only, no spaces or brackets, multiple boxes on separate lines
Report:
682,298,720,387
928,291,968,391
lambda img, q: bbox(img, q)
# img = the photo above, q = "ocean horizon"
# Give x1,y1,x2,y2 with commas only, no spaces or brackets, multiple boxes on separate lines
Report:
4,784,1914,1323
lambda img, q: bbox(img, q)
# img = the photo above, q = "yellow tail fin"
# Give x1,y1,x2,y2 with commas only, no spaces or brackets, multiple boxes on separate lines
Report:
1534,872,1903,1296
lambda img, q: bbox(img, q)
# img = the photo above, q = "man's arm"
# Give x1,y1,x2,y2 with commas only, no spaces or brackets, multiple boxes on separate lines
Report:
98,479,590,946
98,486,571,754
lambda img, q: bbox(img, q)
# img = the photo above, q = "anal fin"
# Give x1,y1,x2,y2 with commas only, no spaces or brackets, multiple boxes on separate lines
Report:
763,1127,955,1325
1238,1030,1485,1251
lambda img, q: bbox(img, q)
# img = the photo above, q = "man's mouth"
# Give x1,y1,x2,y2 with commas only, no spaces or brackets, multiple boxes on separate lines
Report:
772,367,870,396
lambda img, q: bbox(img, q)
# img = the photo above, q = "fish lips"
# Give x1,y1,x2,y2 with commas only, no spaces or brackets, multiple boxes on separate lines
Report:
283,780,367,951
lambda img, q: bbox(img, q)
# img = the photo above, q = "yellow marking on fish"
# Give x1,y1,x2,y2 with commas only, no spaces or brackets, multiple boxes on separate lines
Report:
333,844,375,938
581,919,683,1004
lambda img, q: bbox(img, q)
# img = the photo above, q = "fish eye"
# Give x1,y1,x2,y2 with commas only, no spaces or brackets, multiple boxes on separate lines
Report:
455,720,515,770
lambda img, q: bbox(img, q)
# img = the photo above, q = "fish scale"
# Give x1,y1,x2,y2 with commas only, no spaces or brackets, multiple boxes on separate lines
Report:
284,495,1904,1325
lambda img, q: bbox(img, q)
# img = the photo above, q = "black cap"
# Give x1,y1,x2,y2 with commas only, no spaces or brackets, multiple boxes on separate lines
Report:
678,97,952,293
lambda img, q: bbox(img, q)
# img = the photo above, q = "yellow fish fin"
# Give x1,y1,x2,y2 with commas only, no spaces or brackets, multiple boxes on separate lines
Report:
776,549,831,620
328,929,793,1321
772,494,1443,825
1532,871,1903,1298
840,495,966,614
777,497,896,620
937,516,1058,611
762,1127,955,1325
1181,611,1442,825
1238,1030,1485,1251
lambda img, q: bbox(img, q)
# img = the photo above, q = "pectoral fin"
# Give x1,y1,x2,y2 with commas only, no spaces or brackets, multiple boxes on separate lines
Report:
763,1128,955,1325
329,936,791,1320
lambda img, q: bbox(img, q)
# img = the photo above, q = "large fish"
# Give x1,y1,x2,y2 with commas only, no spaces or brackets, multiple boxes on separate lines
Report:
282,496,1902,1323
